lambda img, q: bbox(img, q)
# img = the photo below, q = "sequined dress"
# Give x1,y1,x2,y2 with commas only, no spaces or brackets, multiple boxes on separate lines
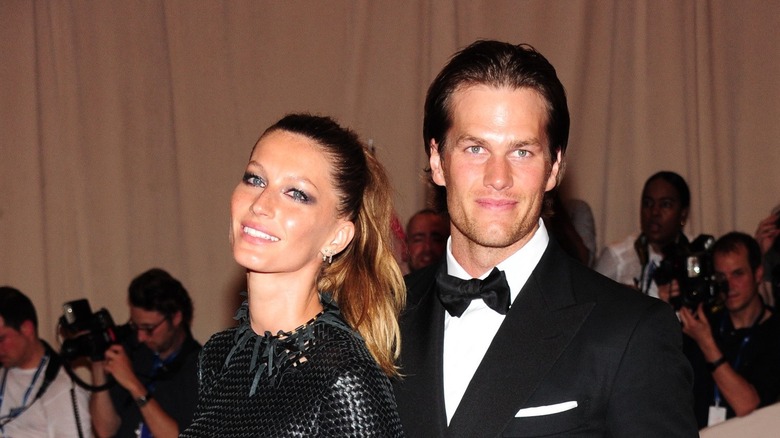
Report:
180,296,404,437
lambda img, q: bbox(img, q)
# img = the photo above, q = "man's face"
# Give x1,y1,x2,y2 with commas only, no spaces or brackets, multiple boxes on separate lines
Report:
0,317,34,369
640,178,688,251
406,213,449,271
714,246,763,314
129,306,181,357
430,85,559,265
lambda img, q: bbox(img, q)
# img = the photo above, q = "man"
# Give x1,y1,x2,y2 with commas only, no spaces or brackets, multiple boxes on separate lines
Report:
90,268,201,438
0,286,91,437
595,171,691,298
406,208,450,272
393,40,697,437
677,232,780,428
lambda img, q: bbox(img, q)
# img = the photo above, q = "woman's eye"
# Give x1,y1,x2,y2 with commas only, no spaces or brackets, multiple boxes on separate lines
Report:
243,173,265,187
288,189,310,203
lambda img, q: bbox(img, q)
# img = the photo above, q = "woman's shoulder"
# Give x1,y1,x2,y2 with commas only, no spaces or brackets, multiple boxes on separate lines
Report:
306,316,378,370
200,327,239,359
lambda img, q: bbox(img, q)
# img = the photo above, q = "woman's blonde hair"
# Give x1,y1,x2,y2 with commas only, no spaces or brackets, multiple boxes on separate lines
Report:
261,114,405,376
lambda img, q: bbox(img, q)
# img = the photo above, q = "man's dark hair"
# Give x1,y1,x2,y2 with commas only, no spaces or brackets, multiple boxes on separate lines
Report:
423,40,569,212
128,268,193,327
713,232,762,272
643,171,691,209
0,286,38,331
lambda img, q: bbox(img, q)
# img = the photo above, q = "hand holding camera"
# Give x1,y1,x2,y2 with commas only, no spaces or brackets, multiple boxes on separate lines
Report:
100,344,146,397
58,299,135,391
653,234,727,313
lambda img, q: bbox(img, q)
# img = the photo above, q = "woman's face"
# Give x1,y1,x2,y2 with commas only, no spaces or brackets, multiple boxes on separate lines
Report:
640,178,688,250
230,130,351,275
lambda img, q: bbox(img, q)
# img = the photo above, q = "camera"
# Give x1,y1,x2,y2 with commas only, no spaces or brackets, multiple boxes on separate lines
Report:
653,234,727,312
59,299,133,361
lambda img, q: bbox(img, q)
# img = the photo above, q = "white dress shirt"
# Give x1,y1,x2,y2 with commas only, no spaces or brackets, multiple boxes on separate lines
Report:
594,233,664,298
442,219,550,424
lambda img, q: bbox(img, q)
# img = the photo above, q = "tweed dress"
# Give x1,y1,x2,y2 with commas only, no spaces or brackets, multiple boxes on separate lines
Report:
180,295,404,437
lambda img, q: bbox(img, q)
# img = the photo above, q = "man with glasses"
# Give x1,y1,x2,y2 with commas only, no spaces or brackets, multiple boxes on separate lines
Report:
89,268,201,438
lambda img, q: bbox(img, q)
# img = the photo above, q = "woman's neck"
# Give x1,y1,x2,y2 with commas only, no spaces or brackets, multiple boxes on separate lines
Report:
245,271,323,335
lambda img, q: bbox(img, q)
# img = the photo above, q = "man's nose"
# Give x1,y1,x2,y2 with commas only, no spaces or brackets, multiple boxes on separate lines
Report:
484,156,512,191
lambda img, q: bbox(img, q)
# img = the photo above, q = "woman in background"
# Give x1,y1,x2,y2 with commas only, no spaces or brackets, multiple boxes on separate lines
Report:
181,114,405,437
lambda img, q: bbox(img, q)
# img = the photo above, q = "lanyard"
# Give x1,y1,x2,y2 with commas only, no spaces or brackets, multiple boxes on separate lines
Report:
138,350,181,438
713,310,764,406
0,353,49,424
642,261,657,294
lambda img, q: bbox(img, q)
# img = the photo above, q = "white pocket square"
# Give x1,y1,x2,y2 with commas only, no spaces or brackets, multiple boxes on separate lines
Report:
515,401,578,417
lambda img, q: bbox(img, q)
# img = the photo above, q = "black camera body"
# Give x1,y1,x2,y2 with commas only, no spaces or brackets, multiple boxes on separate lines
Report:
59,299,132,361
653,234,727,312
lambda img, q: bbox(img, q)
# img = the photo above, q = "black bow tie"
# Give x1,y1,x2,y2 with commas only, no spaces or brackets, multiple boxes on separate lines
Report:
436,266,511,317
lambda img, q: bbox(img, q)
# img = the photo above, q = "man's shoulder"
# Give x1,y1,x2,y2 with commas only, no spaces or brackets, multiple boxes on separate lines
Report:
563,253,671,322
759,310,780,336
403,263,439,301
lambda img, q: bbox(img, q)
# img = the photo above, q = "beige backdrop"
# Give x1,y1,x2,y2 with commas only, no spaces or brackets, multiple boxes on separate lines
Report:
2,0,779,346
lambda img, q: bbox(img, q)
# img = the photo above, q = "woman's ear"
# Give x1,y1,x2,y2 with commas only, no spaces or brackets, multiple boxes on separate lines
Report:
327,220,356,256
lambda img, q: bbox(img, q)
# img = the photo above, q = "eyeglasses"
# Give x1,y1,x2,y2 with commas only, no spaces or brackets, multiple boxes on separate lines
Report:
128,317,167,336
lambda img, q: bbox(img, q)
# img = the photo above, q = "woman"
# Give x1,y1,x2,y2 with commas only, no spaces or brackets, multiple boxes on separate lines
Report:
181,114,406,437
595,171,690,298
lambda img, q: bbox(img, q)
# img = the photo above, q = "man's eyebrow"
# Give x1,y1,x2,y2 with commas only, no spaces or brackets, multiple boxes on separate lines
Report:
453,135,543,147
454,135,487,145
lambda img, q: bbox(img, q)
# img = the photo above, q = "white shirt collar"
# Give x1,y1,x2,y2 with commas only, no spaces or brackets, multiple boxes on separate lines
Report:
444,218,550,305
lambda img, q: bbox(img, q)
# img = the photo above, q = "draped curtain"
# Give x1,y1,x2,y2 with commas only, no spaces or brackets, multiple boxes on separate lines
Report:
2,0,779,343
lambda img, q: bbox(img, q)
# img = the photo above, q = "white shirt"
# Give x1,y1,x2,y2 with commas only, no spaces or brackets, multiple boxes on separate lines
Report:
594,233,663,298
0,357,91,438
442,219,550,424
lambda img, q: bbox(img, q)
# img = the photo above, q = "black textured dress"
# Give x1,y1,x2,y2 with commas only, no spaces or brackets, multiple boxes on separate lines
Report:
180,295,404,437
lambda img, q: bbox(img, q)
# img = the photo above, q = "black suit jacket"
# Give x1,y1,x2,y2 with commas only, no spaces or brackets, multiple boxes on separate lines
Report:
393,239,698,437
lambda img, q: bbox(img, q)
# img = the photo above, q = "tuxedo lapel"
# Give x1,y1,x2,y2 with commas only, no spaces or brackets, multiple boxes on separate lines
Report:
447,243,594,438
395,264,449,436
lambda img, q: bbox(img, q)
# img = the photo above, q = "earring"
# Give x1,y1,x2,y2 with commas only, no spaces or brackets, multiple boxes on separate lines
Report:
322,249,333,264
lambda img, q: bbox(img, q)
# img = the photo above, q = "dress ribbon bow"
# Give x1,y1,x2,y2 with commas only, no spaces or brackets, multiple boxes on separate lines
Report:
436,266,511,317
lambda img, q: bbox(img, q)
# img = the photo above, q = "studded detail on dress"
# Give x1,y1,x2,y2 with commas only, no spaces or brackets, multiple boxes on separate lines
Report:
180,295,404,437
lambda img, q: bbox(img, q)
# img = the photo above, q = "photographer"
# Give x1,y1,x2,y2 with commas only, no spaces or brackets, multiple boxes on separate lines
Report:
662,232,780,428
0,286,91,437
89,268,201,438
595,171,690,298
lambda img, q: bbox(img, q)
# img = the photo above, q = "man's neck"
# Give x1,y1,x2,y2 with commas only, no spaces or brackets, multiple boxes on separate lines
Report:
18,339,46,370
450,224,539,278
730,295,765,329
158,329,187,361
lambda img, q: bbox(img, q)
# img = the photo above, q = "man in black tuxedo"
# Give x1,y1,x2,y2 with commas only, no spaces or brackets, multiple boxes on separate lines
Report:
392,40,698,437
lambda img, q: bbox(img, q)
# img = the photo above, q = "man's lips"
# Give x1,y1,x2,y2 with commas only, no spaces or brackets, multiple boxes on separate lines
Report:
476,198,517,209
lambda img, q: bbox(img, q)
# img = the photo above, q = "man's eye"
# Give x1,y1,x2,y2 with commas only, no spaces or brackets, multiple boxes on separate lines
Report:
467,146,483,154
514,150,529,158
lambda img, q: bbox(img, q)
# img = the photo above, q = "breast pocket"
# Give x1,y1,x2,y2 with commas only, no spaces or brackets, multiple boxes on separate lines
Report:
502,402,588,437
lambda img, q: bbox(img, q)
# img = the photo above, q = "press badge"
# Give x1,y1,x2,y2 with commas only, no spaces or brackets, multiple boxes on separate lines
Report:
707,405,727,426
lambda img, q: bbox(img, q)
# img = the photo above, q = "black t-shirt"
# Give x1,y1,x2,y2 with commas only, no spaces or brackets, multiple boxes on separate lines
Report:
685,307,780,428
108,334,202,437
